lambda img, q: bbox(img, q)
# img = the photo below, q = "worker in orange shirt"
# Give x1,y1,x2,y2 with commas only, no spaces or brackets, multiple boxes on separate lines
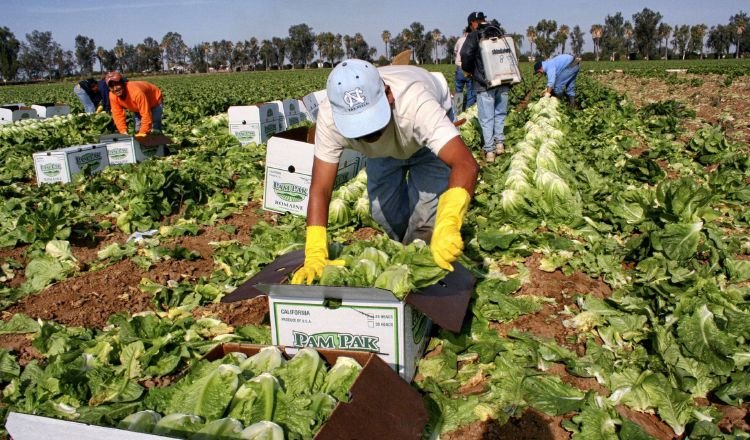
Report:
105,71,164,139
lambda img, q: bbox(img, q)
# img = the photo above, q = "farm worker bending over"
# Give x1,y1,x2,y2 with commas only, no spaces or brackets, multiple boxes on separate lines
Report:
534,54,581,109
106,71,164,139
73,77,111,114
291,59,480,285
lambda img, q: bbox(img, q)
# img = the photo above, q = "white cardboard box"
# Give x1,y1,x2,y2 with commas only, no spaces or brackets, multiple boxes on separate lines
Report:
0,105,38,125
224,250,475,383
301,89,327,122
265,284,430,382
32,143,110,185
269,99,308,131
6,412,167,440
263,126,365,216
99,134,165,165
31,103,71,118
228,104,280,145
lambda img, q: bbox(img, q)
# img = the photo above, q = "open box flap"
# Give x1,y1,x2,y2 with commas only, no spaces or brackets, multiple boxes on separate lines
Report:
137,134,173,147
268,125,313,144
222,249,474,333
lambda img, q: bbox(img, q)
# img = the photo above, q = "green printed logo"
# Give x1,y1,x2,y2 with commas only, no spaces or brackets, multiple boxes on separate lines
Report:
265,123,277,136
273,181,307,202
40,162,61,177
235,130,256,142
109,147,128,161
292,331,380,352
75,152,102,168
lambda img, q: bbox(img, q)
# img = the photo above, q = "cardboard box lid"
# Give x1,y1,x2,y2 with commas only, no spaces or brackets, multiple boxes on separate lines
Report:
228,103,279,122
100,134,134,143
222,249,474,333
32,103,69,109
59,143,107,153
204,343,428,440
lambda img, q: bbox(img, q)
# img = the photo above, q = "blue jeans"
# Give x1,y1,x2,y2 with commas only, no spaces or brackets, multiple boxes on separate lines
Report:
74,84,96,113
454,66,476,111
553,63,580,97
366,147,451,244
134,103,164,133
477,85,509,152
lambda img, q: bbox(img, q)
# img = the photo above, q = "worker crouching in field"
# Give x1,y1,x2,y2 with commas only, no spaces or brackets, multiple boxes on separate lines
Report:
534,54,581,109
106,71,164,139
291,60,480,285
74,77,110,114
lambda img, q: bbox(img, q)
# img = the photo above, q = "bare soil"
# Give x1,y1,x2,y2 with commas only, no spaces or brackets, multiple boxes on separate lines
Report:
0,202,271,375
596,72,750,145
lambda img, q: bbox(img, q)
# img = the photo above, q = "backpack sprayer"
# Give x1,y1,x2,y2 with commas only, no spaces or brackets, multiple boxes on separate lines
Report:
478,25,522,87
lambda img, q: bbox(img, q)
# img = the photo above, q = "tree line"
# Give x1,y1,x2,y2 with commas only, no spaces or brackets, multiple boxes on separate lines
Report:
0,8,747,81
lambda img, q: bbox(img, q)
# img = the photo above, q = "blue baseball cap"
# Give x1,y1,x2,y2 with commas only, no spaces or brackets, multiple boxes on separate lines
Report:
326,59,391,139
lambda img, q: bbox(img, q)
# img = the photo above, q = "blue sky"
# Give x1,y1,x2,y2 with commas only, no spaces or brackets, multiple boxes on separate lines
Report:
3,0,747,55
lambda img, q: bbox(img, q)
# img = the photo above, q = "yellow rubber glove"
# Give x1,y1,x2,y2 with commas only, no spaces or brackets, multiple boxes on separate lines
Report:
431,187,471,271
135,133,148,140
291,226,345,285
95,105,104,113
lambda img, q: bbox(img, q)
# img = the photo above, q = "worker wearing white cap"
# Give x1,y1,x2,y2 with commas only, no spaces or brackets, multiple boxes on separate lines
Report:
292,59,480,285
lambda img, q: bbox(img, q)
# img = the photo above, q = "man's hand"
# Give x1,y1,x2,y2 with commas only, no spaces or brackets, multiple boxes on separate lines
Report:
291,226,345,285
135,133,148,140
431,187,471,271
95,105,104,113
542,87,552,98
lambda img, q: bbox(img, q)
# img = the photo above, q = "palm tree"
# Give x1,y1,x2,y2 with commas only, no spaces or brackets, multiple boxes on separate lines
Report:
381,30,391,60
736,22,745,59
160,34,172,72
114,39,126,71
557,24,570,54
590,25,603,61
526,26,537,59
96,46,107,73
343,35,352,59
623,22,634,59
432,29,442,63
658,23,672,59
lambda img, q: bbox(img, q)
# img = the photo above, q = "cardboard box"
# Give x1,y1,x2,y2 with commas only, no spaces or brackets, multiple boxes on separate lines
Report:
6,343,428,440
0,104,38,125
31,103,71,118
263,126,365,216
32,143,110,185
269,99,308,131
100,134,166,165
222,250,475,382
301,89,327,122
228,104,280,145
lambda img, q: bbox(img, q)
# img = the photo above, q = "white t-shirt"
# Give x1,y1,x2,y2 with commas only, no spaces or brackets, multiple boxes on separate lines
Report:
455,35,467,67
315,65,459,163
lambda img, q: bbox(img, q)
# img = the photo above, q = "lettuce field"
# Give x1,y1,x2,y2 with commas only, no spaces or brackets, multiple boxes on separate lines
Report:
0,60,750,439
